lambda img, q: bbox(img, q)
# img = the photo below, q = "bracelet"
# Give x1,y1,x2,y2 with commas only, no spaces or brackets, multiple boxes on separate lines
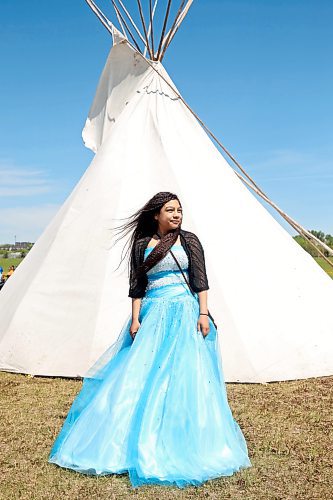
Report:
200,313,209,316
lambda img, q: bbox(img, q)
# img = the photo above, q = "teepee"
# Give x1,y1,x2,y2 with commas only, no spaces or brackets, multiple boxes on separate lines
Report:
0,1,332,383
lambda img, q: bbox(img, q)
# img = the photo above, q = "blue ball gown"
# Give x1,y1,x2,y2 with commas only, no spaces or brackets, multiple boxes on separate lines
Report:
48,244,252,488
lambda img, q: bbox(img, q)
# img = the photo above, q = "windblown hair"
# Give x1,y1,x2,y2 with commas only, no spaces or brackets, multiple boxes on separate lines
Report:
114,192,182,275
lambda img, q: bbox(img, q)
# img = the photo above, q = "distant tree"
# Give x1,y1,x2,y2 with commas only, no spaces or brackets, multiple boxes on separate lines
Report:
310,230,326,242
20,251,26,259
325,234,333,248
295,230,333,258
310,230,333,257
3,251,8,259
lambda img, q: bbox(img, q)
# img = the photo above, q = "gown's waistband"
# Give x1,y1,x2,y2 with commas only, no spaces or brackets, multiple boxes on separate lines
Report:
144,270,194,300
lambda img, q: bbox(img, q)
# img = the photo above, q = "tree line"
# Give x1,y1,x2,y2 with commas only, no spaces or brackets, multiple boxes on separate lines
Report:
293,230,333,258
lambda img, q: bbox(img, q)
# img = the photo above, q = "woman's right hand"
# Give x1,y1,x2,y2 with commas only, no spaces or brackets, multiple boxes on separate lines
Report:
130,320,141,340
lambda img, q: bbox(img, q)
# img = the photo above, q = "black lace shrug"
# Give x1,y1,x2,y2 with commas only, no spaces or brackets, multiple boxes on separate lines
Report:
128,229,209,298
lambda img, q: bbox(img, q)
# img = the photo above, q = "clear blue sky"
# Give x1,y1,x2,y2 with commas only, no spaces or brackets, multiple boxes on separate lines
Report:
0,0,332,243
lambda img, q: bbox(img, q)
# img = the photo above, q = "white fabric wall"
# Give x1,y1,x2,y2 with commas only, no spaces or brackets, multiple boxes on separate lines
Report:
0,41,332,382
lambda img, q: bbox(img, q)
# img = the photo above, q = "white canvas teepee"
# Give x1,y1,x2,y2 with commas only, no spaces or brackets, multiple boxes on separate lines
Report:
0,9,333,382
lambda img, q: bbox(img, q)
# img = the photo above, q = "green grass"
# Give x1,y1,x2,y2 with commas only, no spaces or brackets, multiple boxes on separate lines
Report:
314,257,333,278
0,258,23,274
1,257,333,280
0,372,332,500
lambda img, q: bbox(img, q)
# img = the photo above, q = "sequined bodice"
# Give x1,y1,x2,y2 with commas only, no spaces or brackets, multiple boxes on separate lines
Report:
144,245,189,291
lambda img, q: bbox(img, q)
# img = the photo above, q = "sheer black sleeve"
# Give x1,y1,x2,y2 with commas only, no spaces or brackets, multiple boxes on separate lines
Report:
182,231,209,293
128,239,148,298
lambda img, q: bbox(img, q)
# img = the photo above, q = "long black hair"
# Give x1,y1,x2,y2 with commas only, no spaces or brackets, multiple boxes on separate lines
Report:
114,191,182,275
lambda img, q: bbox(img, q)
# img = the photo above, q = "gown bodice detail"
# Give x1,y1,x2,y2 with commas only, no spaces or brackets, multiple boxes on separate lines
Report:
145,245,189,292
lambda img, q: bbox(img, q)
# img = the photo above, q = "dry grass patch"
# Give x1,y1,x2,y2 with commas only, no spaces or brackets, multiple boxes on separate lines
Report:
1,372,332,500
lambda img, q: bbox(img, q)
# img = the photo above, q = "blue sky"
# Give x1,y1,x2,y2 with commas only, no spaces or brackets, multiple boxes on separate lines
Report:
0,0,332,243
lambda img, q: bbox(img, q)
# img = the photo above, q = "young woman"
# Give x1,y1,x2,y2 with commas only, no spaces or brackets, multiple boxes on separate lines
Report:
49,191,251,488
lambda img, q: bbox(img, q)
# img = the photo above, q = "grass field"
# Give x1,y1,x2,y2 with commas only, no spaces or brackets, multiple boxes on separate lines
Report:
0,258,23,273
315,257,333,278
1,371,332,500
1,257,333,279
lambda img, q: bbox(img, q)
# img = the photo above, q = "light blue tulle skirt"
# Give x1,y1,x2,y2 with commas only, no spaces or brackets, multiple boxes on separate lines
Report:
48,280,251,488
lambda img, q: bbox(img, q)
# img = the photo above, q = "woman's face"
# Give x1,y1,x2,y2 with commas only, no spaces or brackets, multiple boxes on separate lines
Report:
154,199,183,233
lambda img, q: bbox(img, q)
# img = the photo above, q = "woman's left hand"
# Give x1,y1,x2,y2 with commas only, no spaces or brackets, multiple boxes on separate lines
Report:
197,315,210,338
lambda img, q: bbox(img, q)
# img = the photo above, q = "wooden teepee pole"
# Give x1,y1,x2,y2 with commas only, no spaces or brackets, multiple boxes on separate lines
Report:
159,0,185,62
156,0,172,60
111,0,144,53
160,0,193,59
85,0,114,36
136,0,153,59
148,0,156,58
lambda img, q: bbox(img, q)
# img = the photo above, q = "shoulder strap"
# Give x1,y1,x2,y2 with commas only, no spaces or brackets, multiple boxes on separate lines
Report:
169,248,218,329
169,249,195,296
